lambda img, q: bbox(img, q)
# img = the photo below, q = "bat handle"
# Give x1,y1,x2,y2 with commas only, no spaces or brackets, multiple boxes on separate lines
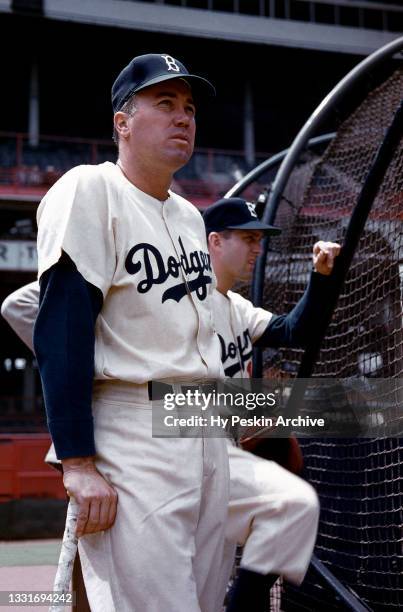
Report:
49,497,79,612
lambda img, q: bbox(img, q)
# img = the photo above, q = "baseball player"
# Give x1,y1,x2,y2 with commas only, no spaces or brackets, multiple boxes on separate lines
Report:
17,54,231,612
2,196,340,611
203,197,341,611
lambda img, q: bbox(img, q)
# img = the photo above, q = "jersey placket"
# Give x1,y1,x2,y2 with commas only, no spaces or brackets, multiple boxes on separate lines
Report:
161,202,210,372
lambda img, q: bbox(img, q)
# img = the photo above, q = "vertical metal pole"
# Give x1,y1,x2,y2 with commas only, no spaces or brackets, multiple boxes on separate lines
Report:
244,81,256,169
28,60,40,148
309,1,316,23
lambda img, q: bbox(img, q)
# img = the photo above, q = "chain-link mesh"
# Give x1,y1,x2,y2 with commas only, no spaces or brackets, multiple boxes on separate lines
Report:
253,69,403,611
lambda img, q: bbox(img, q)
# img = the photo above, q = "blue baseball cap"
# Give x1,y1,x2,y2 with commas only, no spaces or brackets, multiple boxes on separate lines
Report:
112,53,215,113
203,198,282,236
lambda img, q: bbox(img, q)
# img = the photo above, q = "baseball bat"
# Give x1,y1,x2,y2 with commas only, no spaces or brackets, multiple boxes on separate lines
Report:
49,498,79,612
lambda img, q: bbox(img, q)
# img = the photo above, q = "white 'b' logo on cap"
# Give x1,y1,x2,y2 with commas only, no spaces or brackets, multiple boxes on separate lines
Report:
161,55,180,72
246,202,258,217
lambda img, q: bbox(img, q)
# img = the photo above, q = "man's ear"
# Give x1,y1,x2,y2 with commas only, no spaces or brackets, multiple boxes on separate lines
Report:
208,232,221,249
114,112,130,139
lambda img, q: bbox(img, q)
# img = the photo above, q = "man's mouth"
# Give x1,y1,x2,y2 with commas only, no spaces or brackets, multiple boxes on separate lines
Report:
170,133,189,143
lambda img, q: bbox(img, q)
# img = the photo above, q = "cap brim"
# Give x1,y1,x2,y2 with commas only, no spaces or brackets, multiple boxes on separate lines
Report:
133,73,215,98
226,220,282,235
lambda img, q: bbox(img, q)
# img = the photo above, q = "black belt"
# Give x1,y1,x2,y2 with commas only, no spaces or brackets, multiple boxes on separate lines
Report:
148,381,217,401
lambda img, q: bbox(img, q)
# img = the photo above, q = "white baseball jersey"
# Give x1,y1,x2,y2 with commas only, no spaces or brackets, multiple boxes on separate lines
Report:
1,281,38,351
36,162,222,383
212,289,273,379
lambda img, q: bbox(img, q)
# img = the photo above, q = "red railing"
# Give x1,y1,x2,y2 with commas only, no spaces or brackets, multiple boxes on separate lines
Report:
0,131,271,207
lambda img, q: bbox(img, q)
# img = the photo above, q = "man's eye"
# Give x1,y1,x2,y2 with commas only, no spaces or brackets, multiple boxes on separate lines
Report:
186,106,196,116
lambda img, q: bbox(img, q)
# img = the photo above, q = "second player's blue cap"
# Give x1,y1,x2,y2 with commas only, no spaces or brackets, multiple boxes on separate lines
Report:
203,198,282,236
112,53,215,113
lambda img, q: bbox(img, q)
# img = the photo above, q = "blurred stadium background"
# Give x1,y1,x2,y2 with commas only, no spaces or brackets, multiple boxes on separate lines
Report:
0,2,402,610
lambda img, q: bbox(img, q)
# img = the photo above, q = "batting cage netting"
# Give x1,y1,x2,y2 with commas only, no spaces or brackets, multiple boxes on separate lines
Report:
231,65,402,611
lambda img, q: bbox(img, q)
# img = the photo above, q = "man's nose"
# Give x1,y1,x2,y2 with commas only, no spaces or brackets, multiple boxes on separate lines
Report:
174,107,190,127
253,242,262,255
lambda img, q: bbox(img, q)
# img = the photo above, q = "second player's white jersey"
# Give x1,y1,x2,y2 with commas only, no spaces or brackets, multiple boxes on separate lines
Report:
36,162,222,383
212,289,273,379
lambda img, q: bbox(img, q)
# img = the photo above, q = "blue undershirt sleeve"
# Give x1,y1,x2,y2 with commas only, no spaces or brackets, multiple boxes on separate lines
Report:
33,254,103,460
254,272,333,349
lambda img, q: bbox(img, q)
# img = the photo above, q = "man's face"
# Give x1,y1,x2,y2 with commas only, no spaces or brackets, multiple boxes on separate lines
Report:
124,79,196,174
219,229,264,282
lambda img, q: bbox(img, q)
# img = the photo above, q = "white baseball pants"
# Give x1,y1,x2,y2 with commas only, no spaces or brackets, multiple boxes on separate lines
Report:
216,442,320,605
78,381,230,612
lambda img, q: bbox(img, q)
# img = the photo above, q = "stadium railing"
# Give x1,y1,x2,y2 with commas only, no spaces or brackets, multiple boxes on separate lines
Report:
0,131,270,207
